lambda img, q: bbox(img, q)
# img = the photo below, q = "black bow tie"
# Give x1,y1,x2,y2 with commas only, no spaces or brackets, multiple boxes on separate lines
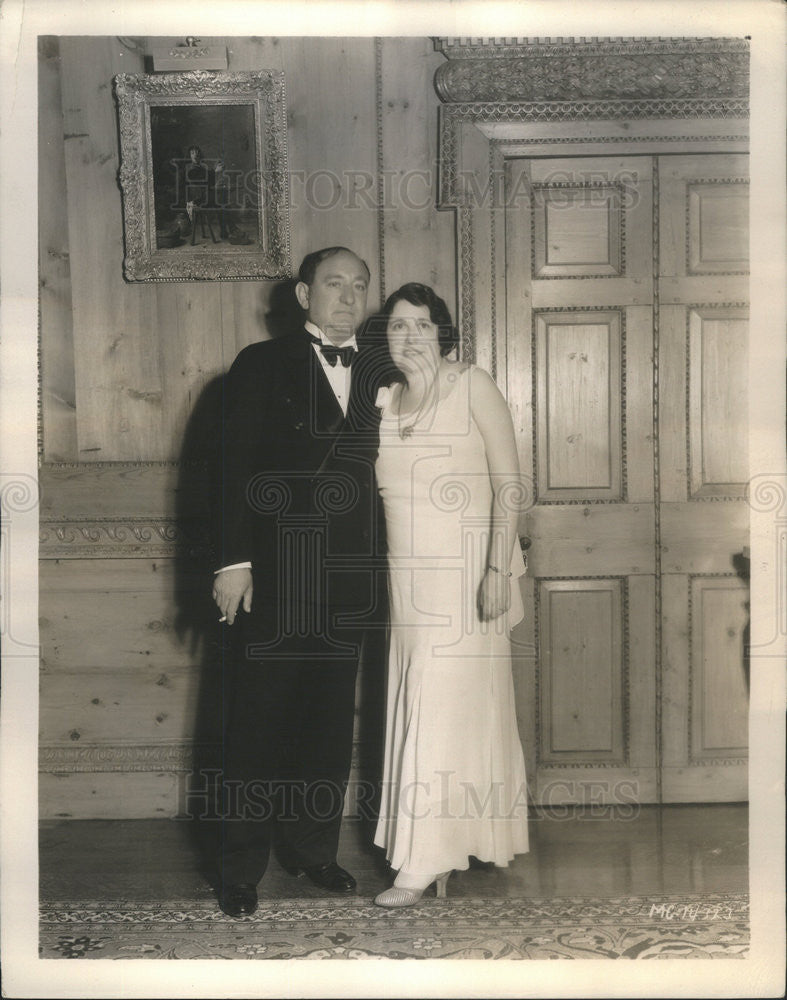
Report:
310,335,357,368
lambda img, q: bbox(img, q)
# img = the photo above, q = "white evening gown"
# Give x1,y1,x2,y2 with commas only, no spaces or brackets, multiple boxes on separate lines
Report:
373,365,529,874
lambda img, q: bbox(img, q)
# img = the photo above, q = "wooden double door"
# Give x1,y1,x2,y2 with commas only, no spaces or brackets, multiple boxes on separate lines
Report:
504,153,749,804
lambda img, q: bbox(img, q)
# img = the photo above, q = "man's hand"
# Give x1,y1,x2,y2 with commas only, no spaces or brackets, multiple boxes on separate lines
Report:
213,568,253,625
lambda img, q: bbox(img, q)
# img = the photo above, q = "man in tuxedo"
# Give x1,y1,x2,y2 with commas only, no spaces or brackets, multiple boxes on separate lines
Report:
212,246,384,917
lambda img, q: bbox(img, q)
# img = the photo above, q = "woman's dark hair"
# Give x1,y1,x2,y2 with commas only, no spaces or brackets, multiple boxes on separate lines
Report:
381,282,459,358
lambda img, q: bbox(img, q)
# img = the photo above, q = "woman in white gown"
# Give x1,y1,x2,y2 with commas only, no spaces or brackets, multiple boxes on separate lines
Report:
373,283,529,907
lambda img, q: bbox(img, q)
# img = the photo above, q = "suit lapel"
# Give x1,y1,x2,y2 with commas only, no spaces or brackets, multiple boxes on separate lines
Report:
283,328,345,437
344,342,382,433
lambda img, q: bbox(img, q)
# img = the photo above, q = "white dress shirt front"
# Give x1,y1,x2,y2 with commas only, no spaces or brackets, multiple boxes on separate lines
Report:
304,320,357,418
216,321,358,574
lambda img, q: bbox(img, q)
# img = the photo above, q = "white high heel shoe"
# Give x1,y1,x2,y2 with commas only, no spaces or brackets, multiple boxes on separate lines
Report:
373,871,451,908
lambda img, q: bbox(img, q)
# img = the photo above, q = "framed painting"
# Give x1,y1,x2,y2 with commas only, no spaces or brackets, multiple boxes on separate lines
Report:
114,70,291,281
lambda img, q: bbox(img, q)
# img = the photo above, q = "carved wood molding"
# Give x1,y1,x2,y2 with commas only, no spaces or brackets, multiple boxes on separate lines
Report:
39,741,377,773
38,518,211,559
40,742,203,773
40,460,186,470
38,461,214,558
433,36,749,105
438,102,748,210
436,105,747,372
493,133,750,150
653,159,664,791
457,206,475,360
434,36,751,56
374,37,386,305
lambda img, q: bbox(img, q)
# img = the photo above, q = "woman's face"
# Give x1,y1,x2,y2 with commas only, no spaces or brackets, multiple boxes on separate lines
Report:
386,300,440,378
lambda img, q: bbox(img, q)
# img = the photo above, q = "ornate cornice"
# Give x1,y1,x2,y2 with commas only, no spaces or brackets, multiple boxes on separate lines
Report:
434,37,751,57
433,37,749,105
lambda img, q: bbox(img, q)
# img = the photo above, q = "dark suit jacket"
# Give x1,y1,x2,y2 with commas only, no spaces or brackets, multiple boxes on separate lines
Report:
219,326,385,627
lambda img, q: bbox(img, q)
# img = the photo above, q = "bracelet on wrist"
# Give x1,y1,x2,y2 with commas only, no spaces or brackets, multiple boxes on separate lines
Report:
488,563,513,577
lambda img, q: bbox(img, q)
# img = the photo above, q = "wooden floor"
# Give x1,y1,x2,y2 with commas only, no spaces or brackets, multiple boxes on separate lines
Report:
39,804,748,903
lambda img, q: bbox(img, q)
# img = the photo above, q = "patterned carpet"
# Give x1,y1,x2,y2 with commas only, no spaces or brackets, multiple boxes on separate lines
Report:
39,892,749,960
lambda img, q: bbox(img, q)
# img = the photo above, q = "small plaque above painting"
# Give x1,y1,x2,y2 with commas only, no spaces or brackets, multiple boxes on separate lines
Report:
151,39,228,72
114,71,291,281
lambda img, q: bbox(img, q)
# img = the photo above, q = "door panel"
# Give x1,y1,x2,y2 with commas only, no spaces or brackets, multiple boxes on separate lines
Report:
506,156,658,804
532,183,623,277
658,153,749,801
539,579,625,762
686,182,749,273
535,312,622,500
505,152,749,804
689,577,749,759
688,309,749,498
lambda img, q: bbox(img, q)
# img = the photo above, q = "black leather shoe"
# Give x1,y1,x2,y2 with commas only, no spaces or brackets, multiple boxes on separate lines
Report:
219,882,258,917
292,862,356,893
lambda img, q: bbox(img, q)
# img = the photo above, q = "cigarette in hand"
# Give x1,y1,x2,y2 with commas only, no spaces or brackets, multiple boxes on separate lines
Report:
219,615,227,623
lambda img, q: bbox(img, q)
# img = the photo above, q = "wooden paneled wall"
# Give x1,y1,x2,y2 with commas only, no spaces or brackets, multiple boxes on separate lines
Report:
38,35,454,818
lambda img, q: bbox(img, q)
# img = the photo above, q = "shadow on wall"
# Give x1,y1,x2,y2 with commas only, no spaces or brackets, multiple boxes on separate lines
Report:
172,368,227,881
259,277,303,340
731,547,750,694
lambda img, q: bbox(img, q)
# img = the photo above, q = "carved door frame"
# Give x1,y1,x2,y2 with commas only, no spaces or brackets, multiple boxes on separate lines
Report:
433,36,749,373
432,36,751,804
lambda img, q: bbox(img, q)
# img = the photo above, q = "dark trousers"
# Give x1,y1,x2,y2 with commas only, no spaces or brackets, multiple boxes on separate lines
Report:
217,605,361,887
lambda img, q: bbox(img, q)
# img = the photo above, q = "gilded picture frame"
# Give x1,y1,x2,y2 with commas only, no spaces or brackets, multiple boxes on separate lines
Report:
114,70,291,281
